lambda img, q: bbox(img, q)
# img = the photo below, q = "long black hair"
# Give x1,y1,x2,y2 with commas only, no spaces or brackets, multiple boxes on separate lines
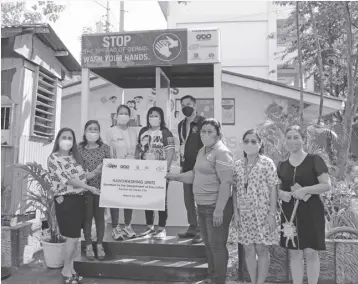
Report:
52,127,83,165
79,120,103,147
146,106,167,130
242,129,264,158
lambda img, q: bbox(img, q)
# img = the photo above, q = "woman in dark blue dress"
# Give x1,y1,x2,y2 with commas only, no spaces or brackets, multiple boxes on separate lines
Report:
277,125,331,284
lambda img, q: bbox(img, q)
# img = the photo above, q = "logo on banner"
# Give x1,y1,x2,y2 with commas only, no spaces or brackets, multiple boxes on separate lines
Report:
120,165,130,170
196,33,212,41
153,33,182,62
156,166,165,172
106,163,118,169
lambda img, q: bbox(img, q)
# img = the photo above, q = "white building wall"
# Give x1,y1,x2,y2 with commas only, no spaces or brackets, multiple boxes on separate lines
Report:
167,1,275,80
165,1,314,91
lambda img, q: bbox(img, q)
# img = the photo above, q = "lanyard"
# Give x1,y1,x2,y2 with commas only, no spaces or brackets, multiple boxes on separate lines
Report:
180,119,192,145
243,155,260,193
117,127,135,156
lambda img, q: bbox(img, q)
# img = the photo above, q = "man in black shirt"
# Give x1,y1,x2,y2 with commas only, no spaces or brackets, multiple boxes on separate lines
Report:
178,95,206,244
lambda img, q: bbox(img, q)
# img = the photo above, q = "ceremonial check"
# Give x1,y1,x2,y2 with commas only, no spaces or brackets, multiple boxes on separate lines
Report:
99,159,167,210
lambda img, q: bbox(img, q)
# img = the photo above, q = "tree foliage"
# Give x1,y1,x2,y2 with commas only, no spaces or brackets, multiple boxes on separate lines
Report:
1,1,65,25
274,1,358,99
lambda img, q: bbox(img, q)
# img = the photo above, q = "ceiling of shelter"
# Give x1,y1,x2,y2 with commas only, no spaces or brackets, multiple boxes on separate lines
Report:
90,64,214,89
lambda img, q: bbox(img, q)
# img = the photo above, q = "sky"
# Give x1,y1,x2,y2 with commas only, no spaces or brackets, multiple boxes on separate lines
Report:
49,0,167,61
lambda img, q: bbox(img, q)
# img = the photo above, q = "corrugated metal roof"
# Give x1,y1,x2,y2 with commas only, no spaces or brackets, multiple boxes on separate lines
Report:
1,23,81,73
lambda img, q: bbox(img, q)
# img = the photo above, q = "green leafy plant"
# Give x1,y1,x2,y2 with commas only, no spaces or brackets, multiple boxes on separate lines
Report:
257,101,338,168
12,162,63,243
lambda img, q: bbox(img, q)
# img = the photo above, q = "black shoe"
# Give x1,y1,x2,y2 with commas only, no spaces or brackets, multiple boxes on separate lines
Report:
191,234,203,244
178,230,196,238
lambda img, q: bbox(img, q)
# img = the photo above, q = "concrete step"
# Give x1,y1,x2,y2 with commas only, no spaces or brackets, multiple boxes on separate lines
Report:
74,254,208,282
81,225,206,259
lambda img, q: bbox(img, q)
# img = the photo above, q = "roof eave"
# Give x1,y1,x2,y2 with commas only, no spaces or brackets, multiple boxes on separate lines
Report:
1,24,81,74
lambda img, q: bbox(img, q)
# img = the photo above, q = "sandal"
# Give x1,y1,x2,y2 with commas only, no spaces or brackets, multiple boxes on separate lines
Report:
86,245,95,260
64,275,79,284
72,273,83,282
97,244,106,260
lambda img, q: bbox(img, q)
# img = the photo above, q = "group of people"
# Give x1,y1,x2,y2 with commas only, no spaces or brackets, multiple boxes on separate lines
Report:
47,94,331,284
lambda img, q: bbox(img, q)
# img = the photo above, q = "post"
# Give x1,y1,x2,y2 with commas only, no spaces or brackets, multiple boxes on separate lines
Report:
81,68,90,127
155,67,170,125
120,1,124,32
106,0,110,32
213,63,222,122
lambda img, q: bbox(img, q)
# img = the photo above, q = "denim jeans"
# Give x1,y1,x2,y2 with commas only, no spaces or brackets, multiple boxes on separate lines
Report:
110,208,133,228
84,192,105,245
197,198,233,284
183,183,200,233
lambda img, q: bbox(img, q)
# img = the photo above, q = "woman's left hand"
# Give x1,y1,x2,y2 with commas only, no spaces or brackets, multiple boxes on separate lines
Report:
213,209,223,227
266,214,276,232
291,187,308,200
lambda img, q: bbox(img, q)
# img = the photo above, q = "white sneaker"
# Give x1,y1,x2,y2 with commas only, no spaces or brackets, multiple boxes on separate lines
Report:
153,228,166,240
123,225,136,239
112,225,125,241
140,225,155,237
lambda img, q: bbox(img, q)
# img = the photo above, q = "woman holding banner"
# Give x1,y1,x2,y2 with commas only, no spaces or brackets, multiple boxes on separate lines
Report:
48,128,100,284
136,106,175,240
106,104,138,241
78,120,110,260
166,118,233,284
277,125,330,284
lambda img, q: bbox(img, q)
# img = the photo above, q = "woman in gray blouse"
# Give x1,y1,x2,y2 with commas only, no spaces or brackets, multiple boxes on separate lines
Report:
166,118,233,284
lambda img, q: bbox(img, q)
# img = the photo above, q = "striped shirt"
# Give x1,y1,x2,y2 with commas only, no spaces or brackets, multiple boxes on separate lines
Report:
193,140,234,205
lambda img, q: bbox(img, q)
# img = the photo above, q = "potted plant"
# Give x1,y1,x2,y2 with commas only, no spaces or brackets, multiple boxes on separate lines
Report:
12,162,65,268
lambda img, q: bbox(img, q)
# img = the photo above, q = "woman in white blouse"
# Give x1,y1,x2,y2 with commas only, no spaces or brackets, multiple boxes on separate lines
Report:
106,104,138,240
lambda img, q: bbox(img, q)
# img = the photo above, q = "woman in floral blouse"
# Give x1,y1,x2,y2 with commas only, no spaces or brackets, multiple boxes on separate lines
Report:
48,127,99,284
78,120,111,260
233,129,280,284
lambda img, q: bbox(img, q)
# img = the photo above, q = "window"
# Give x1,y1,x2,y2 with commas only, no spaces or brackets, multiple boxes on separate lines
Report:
1,107,11,130
1,106,12,145
31,68,57,139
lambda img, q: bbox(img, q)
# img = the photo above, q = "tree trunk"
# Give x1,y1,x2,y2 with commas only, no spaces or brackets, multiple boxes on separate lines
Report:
296,1,304,125
308,2,325,125
337,2,356,179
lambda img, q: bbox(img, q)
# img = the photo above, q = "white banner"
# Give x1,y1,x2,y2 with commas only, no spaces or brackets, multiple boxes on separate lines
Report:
99,159,167,210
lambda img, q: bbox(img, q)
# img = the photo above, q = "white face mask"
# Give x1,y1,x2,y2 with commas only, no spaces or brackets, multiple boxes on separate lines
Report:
242,144,260,155
86,132,99,142
59,139,73,151
149,117,160,127
117,114,130,125
201,136,218,147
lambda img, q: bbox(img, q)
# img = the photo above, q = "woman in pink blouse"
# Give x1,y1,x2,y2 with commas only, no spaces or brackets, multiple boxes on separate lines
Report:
47,127,100,284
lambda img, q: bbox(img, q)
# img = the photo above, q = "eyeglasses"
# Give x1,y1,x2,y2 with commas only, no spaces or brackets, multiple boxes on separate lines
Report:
243,140,258,145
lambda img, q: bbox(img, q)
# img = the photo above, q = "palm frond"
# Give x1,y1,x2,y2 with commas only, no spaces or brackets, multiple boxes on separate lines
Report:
11,162,61,243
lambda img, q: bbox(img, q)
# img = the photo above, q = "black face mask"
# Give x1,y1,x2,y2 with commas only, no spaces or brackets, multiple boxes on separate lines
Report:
182,106,194,117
